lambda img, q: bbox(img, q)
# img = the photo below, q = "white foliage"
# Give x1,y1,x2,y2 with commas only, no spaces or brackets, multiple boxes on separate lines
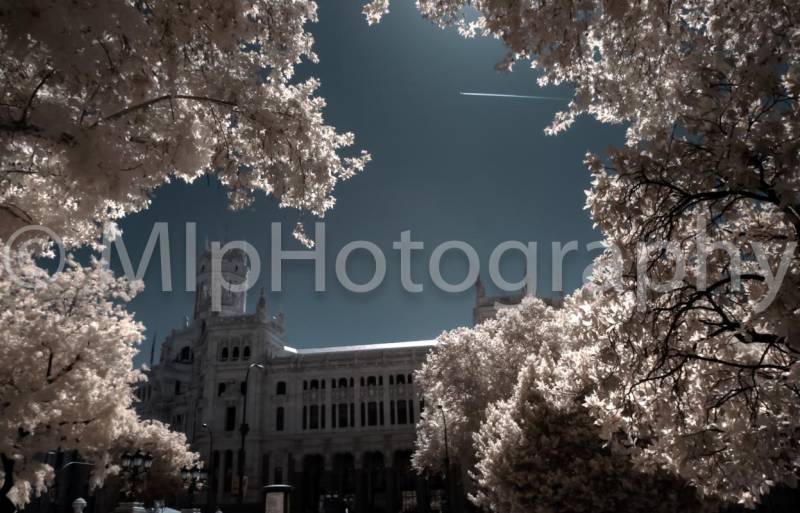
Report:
0,245,196,505
1,0,370,247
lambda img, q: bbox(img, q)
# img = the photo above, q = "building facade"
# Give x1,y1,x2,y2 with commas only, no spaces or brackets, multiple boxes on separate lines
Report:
137,249,455,513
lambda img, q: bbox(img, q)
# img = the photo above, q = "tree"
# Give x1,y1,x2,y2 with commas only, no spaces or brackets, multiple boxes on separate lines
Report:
0,248,196,508
1,0,370,247
474,358,708,513
412,297,560,474
1,2,367,507
368,0,800,506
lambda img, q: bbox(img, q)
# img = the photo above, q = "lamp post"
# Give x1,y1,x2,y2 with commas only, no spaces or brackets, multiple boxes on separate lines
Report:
120,450,153,501
239,363,264,503
181,465,208,508
436,404,450,513
201,423,216,513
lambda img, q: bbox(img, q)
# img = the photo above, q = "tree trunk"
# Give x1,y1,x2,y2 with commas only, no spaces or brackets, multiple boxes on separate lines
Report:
0,453,15,513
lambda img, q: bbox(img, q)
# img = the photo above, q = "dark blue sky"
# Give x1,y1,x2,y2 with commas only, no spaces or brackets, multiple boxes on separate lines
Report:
112,1,624,366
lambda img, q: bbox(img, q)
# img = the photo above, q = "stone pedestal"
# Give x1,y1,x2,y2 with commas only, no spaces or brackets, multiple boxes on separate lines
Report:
112,502,147,513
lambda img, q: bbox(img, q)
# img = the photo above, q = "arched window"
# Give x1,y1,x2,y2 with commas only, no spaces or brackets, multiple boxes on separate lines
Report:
310,379,319,390
303,380,308,391
338,378,348,388
378,376,383,386
396,374,406,385
408,373,413,384
310,405,319,429
276,381,286,395
217,383,226,397
367,376,377,386
349,378,354,387
220,347,229,361
242,346,251,360
389,376,394,386
232,346,240,360
276,407,285,431
179,346,191,362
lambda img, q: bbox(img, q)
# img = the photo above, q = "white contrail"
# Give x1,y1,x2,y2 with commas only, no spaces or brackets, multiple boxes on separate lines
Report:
460,91,567,100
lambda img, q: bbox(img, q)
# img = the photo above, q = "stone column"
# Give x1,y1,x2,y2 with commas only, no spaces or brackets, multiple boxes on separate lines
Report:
323,452,334,496
290,454,302,513
354,452,366,513
385,450,397,513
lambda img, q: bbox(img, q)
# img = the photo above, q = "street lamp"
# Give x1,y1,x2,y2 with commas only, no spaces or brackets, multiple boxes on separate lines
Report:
436,404,451,513
181,464,208,507
120,450,153,500
202,422,216,513
239,363,264,503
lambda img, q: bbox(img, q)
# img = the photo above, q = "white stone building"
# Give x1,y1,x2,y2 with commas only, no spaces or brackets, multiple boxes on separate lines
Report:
136,249,464,513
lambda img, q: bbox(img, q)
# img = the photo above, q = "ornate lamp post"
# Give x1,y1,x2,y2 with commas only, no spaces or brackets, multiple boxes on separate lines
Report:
436,404,451,513
181,464,208,507
238,363,264,503
201,422,216,513
120,450,153,500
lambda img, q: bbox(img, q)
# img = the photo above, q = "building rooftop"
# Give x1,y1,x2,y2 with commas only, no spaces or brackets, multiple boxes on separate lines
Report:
283,339,437,355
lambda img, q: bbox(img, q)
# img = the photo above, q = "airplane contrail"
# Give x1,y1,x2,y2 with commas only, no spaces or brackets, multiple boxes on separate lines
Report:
460,91,568,100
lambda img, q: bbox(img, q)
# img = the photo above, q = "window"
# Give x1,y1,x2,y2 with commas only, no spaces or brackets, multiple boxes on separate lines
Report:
276,407,284,431
310,379,319,390
378,376,383,386
367,376,376,387
302,406,307,430
225,406,237,431
242,346,251,360
408,400,415,423
380,401,385,425
390,401,395,425
179,346,191,362
389,375,394,385
367,402,378,426
331,379,336,389
338,403,348,428
232,346,240,360
276,381,286,395
408,373,413,384
220,347,229,361
217,383,226,397
274,467,283,485
360,403,366,427
310,405,319,429
303,380,308,391
174,380,182,395
397,400,408,425
321,405,326,429
338,378,348,388
396,374,406,385
401,491,418,512
349,378,354,387
332,404,337,427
